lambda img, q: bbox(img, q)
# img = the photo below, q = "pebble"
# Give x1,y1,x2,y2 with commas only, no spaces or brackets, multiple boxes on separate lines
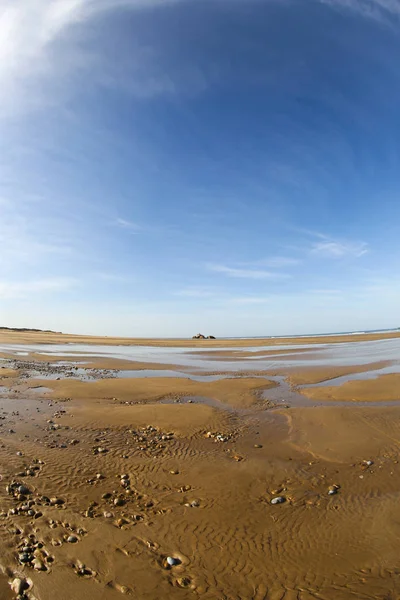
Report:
32,558,46,571
18,485,30,495
104,511,113,518
50,497,65,505
10,578,29,595
116,518,128,528
176,576,191,588
166,556,180,566
67,535,78,543
328,484,340,495
271,496,285,505
19,552,32,564
114,498,125,507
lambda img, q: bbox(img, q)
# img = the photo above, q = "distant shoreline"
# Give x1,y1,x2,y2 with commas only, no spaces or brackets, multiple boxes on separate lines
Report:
0,328,399,348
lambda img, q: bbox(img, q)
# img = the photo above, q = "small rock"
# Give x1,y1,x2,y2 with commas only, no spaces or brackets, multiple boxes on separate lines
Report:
270,496,285,505
32,558,46,571
116,518,128,528
176,576,191,588
328,484,340,495
114,498,125,507
10,578,29,595
67,535,78,543
104,511,113,518
19,552,32,564
115,584,129,594
50,497,65,505
166,556,180,567
18,485,30,495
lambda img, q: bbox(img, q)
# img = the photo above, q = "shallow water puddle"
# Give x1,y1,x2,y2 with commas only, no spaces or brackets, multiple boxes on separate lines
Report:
1,337,400,372
116,369,236,382
27,386,52,394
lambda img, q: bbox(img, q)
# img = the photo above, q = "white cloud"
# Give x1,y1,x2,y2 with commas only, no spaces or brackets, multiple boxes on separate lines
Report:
0,277,77,300
0,0,190,117
208,264,291,280
311,240,368,258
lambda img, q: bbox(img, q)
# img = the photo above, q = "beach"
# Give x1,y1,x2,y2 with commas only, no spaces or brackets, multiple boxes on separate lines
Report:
1,330,400,599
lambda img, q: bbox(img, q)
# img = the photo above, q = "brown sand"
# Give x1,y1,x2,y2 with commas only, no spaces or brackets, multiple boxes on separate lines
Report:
22,375,276,409
1,335,400,599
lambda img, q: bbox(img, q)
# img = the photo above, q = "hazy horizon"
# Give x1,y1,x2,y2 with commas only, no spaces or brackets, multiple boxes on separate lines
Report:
1,0,400,337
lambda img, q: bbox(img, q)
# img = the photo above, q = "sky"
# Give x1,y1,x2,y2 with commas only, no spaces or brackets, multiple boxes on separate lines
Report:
1,0,400,337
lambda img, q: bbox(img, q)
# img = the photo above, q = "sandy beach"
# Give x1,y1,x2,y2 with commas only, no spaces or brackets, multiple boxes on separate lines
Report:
1,331,400,599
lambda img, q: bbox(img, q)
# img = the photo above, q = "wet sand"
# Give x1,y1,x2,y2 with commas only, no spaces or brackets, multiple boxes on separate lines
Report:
301,373,400,402
2,332,400,599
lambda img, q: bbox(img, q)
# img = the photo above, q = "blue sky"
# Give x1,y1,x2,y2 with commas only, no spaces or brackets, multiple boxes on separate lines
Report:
1,0,400,337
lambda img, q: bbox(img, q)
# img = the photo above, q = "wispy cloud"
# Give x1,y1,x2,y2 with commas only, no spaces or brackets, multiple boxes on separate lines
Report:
227,296,270,305
292,228,369,259
115,218,142,232
319,0,400,23
255,256,301,268
95,272,134,283
0,277,77,300
311,240,368,258
175,286,217,298
0,213,72,268
208,264,291,280
310,288,343,294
